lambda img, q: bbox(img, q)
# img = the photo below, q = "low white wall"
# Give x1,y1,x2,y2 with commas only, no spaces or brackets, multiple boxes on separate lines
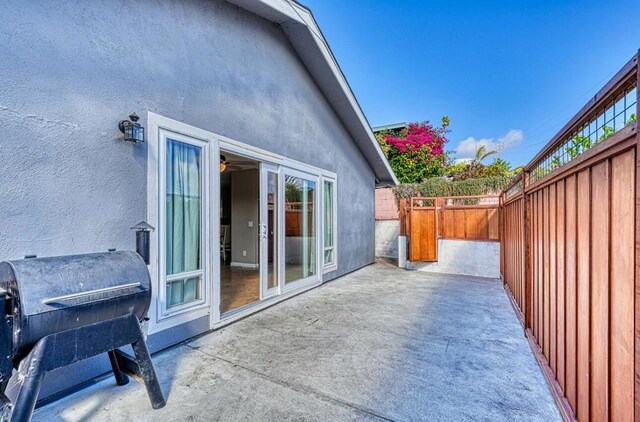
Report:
375,220,399,258
413,239,500,278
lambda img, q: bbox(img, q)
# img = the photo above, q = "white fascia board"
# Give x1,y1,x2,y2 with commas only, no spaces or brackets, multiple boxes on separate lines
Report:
224,0,398,186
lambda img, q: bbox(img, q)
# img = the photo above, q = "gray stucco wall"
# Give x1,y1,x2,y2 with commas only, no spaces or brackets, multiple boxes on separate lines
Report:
230,169,259,266
0,0,376,400
0,0,375,274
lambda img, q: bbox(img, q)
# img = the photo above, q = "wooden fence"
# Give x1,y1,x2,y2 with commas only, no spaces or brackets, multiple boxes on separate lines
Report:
399,195,499,262
439,196,500,241
500,52,639,421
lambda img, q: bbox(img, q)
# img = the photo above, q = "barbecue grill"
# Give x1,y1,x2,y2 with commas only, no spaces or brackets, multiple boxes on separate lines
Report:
0,251,165,421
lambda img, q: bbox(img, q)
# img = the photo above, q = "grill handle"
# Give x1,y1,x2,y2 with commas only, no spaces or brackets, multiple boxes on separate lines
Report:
41,282,142,305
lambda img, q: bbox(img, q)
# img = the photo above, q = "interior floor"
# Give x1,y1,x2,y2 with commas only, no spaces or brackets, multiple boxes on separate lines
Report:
220,263,260,314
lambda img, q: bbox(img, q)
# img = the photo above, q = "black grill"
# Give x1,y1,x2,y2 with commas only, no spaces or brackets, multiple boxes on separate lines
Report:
0,251,165,421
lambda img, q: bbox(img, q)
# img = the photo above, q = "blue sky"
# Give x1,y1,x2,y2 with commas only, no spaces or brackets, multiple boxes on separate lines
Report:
303,0,640,166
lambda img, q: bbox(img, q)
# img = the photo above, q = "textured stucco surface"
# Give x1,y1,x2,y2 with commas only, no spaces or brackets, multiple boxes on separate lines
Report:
35,262,561,421
375,220,399,258
414,239,501,278
0,0,376,399
0,0,375,278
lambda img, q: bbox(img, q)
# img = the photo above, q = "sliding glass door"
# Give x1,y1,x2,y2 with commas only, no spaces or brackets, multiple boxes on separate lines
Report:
260,163,279,299
283,169,319,290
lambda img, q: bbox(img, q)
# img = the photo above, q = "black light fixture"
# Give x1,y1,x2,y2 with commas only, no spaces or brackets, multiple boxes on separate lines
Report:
131,221,155,265
119,112,145,143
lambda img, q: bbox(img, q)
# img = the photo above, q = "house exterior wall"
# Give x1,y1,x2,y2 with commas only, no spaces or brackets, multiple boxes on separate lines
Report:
375,220,399,259
0,0,376,399
0,0,375,273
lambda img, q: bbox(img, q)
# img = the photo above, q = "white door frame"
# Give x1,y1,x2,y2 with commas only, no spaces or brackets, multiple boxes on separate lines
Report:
281,167,322,294
260,162,280,300
148,112,336,334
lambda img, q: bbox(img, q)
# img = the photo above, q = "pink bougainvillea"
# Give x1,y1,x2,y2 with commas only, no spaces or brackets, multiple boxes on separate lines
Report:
383,122,447,157
376,119,450,183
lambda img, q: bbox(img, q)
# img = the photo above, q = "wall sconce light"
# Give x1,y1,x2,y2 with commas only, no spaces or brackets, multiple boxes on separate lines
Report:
119,112,145,143
220,155,229,173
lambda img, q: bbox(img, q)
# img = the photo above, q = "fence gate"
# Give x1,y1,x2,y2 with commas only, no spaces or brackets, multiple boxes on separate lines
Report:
409,197,438,261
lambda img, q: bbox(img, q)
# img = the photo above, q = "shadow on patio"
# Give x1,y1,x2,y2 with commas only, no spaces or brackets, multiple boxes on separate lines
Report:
35,260,560,421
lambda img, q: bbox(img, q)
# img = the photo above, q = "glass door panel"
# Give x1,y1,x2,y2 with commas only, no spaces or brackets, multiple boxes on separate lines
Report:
284,173,317,286
260,164,279,299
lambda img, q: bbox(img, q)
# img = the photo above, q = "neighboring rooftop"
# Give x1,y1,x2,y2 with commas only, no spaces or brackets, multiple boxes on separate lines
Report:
371,122,408,133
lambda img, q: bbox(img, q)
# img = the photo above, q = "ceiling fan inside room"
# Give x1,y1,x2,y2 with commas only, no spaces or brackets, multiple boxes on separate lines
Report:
219,154,256,172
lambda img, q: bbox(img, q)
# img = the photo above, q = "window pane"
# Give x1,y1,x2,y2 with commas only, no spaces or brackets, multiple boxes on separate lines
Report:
166,277,201,308
267,171,278,290
166,138,202,276
324,181,334,265
285,176,316,283
324,249,334,265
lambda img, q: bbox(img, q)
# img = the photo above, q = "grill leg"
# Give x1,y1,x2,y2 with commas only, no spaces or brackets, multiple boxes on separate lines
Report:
108,350,130,386
3,339,47,422
131,334,166,409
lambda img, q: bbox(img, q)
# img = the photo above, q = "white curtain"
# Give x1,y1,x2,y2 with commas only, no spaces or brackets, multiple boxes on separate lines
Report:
166,139,201,307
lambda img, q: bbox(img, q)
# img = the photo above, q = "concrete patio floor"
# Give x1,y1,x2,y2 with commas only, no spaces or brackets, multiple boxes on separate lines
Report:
35,260,561,421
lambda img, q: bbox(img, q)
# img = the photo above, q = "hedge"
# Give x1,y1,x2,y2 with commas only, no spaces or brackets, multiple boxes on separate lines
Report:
392,176,512,203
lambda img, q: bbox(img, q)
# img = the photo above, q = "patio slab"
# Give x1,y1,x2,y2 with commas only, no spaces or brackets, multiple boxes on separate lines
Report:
35,260,561,421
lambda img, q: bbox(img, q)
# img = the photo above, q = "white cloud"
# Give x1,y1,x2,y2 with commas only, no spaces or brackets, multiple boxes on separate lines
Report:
455,129,524,159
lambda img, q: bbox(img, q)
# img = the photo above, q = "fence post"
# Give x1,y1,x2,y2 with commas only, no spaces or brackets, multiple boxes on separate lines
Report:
523,170,532,331
634,50,640,422
399,198,407,237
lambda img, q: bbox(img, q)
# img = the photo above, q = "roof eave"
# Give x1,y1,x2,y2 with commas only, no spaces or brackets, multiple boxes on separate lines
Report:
225,0,398,186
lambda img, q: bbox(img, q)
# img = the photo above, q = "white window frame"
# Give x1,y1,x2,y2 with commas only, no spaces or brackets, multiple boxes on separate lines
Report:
147,112,340,333
281,167,322,294
321,175,338,273
147,113,219,335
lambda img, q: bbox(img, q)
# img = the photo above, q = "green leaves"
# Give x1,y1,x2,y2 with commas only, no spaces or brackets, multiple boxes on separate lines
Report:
393,176,512,201
600,125,615,141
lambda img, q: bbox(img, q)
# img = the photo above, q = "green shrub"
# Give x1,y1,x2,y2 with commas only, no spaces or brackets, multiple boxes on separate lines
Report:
392,176,512,203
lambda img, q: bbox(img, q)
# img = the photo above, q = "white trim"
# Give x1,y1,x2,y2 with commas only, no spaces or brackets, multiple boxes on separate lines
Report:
147,113,218,335
260,162,280,300
321,175,338,274
147,112,339,333
230,262,260,269
281,167,321,292
214,279,321,329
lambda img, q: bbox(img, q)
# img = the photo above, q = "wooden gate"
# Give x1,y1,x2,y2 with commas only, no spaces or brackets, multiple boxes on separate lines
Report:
399,195,500,262
409,197,438,261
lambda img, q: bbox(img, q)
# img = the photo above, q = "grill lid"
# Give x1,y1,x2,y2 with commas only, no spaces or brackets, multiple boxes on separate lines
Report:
0,251,150,316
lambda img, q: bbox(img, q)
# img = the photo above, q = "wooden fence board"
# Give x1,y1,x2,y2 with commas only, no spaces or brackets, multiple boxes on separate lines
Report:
557,179,566,392
537,190,543,347
488,208,500,240
550,183,557,376
610,150,635,422
544,186,550,359
590,161,609,421
576,169,591,422
565,174,577,412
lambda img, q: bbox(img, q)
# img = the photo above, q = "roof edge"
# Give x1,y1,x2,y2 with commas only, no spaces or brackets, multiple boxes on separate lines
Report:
225,0,398,186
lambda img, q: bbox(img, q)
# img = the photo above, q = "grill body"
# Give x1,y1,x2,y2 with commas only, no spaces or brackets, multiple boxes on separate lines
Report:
0,251,151,359
0,251,165,422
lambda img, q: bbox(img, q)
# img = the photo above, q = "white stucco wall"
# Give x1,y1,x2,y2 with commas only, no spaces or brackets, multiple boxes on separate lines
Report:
375,220,399,259
413,239,500,279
